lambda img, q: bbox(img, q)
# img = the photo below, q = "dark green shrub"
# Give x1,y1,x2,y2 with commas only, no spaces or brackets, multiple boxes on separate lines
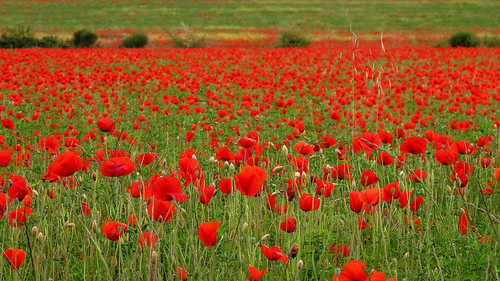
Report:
167,23,206,48
448,32,479,48
122,33,148,48
71,29,98,48
0,26,38,48
38,35,70,48
276,27,311,48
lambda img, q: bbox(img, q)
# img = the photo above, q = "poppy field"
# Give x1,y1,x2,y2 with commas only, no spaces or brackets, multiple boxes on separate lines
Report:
0,45,500,281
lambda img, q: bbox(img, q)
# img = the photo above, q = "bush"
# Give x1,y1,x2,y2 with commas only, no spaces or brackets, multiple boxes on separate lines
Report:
0,26,38,48
71,29,98,48
122,33,148,48
38,35,70,48
276,27,311,48
167,23,206,48
448,32,479,48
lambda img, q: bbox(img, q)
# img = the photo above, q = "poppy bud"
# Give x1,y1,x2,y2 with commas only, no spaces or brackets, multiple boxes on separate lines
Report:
297,260,304,270
83,194,87,200
351,180,357,190
229,163,235,171
294,172,301,178
260,234,270,241
290,242,299,258
404,252,410,260
242,222,248,233
37,232,44,243
335,268,341,276
181,208,187,216
272,165,284,173
151,251,158,264
92,172,97,181
111,256,118,267
288,189,296,202
78,177,83,185
32,189,39,196
446,185,452,194
92,220,98,233
32,226,38,237
335,149,342,156
192,155,197,160
250,221,255,230
281,145,288,156
225,212,230,220
65,221,75,228
399,170,405,177
209,156,216,164
301,172,307,179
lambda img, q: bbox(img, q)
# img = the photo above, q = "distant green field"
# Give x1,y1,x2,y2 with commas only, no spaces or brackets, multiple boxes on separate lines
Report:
1,0,499,34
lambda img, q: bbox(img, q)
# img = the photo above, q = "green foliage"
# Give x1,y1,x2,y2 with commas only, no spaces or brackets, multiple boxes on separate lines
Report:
0,26,38,48
38,35,70,48
275,27,311,48
482,36,500,47
448,31,479,48
167,23,206,48
122,32,148,48
71,29,98,48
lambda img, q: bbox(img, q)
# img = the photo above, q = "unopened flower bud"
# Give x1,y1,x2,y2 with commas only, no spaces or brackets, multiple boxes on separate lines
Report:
271,191,281,197
65,221,75,228
294,172,301,178
209,156,216,164
32,189,39,196
242,222,248,233
446,185,452,194
272,165,284,173
297,260,304,270
229,163,235,171
92,172,97,181
281,145,288,156
290,242,299,258
78,177,83,185
404,252,410,260
92,220,98,233
151,251,158,264
288,189,296,202
111,256,118,267
335,268,341,276
191,154,197,160
351,181,357,190
32,226,38,237
37,233,44,243
260,234,270,241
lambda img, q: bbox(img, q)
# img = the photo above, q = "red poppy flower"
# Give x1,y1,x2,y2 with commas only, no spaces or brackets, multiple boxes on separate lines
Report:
247,266,267,281
100,157,136,177
234,166,267,197
1,118,14,130
376,152,393,165
459,208,468,234
359,187,381,206
38,136,60,154
9,207,33,227
409,169,427,183
136,153,158,166
280,217,297,233
177,266,188,280
293,141,314,155
494,167,500,181
400,136,427,154
3,249,25,269
434,149,458,165
299,193,320,212
200,185,216,205
81,202,90,217
147,199,175,222
102,221,127,242
217,178,234,194
450,140,474,155
480,157,492,168
360,170,378,186
352,132,382,154
332,260,367,281
381,181,401,203
151,175,188,202
320,136,337,148
177,157,204,188
139,231,158,249
315,179,335,197
260,245,289,263
216,146,235,161
451,170,469,187
0,150,11,167
378,130,393,144
291,156,309,174
330,244,350,258
453,161,473,174
330,164,353,180
198,221,220,247
42,151,84,182
8,176,32,201
0,193,12,218
398,191,412,208
236,137,257,148
96,117,116,132
410,196,424,214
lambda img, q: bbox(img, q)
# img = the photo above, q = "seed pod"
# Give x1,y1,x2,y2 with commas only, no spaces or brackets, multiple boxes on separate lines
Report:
260,234,270,241
272,165,284,173
37,233,44,244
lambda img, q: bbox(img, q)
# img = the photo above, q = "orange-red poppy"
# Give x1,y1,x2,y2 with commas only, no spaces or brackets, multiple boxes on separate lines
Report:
234,166,267,197
100,157,136,177
3,249,25,269
260,245,289,263
198,221,220,247
42,151,84,182
102,221,127,242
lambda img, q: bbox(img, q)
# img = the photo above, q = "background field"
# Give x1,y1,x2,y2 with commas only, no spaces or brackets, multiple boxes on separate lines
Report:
1,0,499,46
